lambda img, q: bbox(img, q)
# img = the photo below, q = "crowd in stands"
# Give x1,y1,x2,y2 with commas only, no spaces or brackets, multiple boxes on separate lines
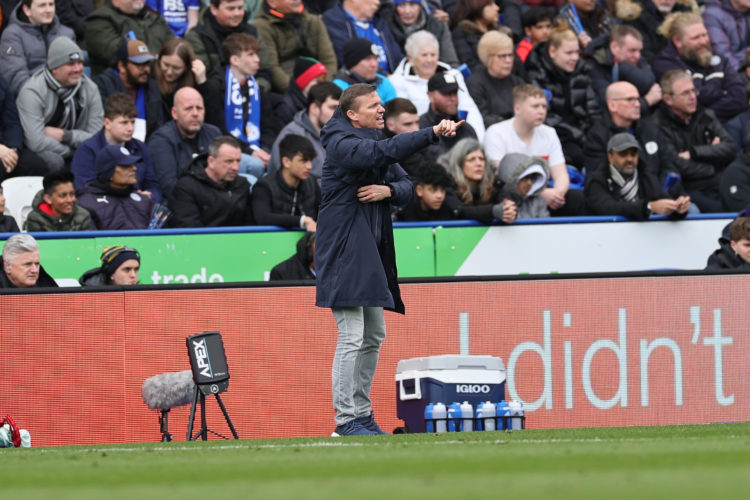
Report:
4,0,750,277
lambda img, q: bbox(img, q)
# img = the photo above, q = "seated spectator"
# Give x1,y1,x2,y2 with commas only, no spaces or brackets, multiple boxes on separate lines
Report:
322,0,403,74
148,87,222,196
585,132,691,220
202,33,278,179
564,0,616,51
703,0,750,72
389,31,484,140
56,0,95,42
385,0,459,68
706,215,750,269
252,134,321,230
16,37,104,171
273,56,329,126
333,37,398,105
79,245,141,286
516,6,553,63
168,135,254,227
652,12,745,122
77,144,155,229
396,164,458,221
0,233,57,288
419,72,478,159
71,93,162,202
0,75,46,182
0,185,20,232
269,81,341,181
93,40,166,140
497,153,550,219
450,0,501,74
269,231,316,280
466,31,525,129
484,84,582,216
384,97,431,175
252,0,337,93
650,70,737,212
724,83,750,154
84,0,175,75
24,170,92,232
525,22,601,168
588,25,661,114
720,133,750,211
147,0,200,37
152,38,208,121
436,137,517,224
0,0,75,96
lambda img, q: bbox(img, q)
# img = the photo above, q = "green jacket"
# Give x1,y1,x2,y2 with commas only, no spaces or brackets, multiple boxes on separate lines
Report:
83,2,175,75
24,190,93,232
252,6,337,92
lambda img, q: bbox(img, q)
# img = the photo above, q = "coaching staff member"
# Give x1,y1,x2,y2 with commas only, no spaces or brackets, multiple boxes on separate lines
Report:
316,83,462,437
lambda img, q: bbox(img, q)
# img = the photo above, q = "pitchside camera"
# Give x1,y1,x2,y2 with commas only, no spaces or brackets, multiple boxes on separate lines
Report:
187,331,230,395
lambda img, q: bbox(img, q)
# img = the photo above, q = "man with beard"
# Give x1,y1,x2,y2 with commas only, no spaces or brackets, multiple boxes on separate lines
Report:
652,12,745,122
419,73,477,160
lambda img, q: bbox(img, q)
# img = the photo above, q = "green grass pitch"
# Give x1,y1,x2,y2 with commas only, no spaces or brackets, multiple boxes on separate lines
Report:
1,423,749,499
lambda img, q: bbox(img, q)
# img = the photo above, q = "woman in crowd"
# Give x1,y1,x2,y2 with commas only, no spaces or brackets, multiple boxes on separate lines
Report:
152,38,207,118
451,0,502,74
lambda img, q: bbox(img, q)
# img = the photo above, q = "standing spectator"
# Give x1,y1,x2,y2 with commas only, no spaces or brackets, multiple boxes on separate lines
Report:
152,38,208,120
333,37,398,105
0,74,47,182
703,0,750,72
79,245,141,286
25,170,92,231
147,0,200,37
385,0,459,68
0,233,57,288
0,185,20,232
516,6,553,63
450,0,501,74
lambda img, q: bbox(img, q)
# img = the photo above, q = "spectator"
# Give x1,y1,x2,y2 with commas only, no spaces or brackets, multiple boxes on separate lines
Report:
93,40,166,140
56,0,95,42
436,137,517,224
16,37,103,171
650,69,737,212
269,81,341,181
466,30,525,128
148,87,222,196
71,93,162,202
385,0,459,68
252,0,337,93
147,0,200,37
24,170,93,231
269,231,316,280
252,134,321,230
516,6,553,63
84,0,175,75
0,185,20,232
389,31,484,140
703,0,750,72
564,0,616,50
652,11,745,122
585,132,691,220
79,244,141,286
322,0,404,74
720,135,750,211
397,164,463,221
273,56,329,126
705,215,750,269
0,0,76,96
497,153,550,219
450,0,501,74
77,144,155,229
384,97,431,175
333,37,398,105
0,233,57,288
0,75,47,182
168,135,254,227
152,38,208,121
724,84,750,153
419,72,478,159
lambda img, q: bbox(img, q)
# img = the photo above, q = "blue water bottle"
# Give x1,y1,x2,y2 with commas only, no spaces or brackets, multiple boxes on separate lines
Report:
424,403,434,433
447,402,462,432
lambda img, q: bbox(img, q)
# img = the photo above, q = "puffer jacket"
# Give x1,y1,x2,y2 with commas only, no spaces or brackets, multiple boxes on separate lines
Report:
703,0,750,72
24,189,93,232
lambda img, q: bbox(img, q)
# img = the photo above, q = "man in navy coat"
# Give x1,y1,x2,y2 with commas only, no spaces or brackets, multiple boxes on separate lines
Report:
316,83,462,436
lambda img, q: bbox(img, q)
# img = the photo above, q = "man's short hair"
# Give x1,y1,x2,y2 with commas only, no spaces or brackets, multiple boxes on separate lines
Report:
222,33,260,61
22,0,36,8
104,93,138,120
2,234,38,264
279,134,317,161
413,165,453,189
513,84,545,106
384,97,418,122
307,81,342,108
610,24,643,44
208,135,243,157
42,170,75,195
660,69,692,95
522,6,554,28
339,83,378,118
658,12,704,40
210,0,239,7
729,217,750,242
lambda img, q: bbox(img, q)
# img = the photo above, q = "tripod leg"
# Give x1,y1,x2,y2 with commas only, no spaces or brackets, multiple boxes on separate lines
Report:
187,386,199,441
160,409,172,442
200,392,207,441
214,394,239,439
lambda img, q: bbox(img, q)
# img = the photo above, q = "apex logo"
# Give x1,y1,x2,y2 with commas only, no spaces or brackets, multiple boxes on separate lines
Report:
192,339,212,378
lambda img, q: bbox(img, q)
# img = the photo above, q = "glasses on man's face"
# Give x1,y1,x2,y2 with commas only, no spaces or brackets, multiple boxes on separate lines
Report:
611,96,640,104
671,88,699,98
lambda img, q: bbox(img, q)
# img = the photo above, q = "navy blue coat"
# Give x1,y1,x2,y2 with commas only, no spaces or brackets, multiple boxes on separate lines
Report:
315,108,435,313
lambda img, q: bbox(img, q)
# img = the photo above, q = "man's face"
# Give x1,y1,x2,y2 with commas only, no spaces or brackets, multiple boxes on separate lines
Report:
416,183,446,212
5,250,40,288
525,19,552,44
283,153,313,182
608,147,639,177
396,1,421,25
124,61,151,86
665,77,698,117
110,164,138,188
350,54,379,81
210,0,245,28
731,238,750,263
50,61,84,87
23,0,55,25
232,49,260,77
42,181,76,216
610,35,643,66
113,0,145,15
675,22,712,67
549,39,580,73
311,96,338,129
607,84,641,123
104,115,136,143
110,259,140,285
386,111,419,135
571,0,596,13
514,95,547,127
347,91,384,129
267,0,301,16
172,90,205,137
429,90,458,116
206,144,241,184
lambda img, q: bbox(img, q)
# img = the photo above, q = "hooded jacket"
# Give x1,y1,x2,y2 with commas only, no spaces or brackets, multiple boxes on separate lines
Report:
497,153,550,219
78,267,109,286
703,0,750,72
269,110,326,180
315,108,430,313
24,189,93,232
269,231,316,281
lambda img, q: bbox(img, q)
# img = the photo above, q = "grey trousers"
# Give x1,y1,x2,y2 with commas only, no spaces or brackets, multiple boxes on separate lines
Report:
331,306,386,426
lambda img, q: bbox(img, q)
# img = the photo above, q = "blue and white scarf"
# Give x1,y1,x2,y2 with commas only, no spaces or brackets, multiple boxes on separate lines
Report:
224,66,261,147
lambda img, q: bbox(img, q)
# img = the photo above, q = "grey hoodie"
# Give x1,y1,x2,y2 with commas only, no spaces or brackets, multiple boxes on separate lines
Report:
498,152,550,219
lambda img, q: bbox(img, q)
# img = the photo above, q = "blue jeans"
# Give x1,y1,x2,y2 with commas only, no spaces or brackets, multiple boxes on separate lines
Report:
331,307,386,426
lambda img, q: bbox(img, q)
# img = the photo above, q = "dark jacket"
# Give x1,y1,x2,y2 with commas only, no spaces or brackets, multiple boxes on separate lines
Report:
720,153,750,212
24,189,93,232
251,170,321,228
0,215,19,232
724,109,750,154
315,108,430,313
650,105,737,191
703,0,750,72
0,257,57,288
92,69,167,139
272,76,308,127
79,267,110,286
618,0,696,64
147,121,222,197
384,6,459,68
572,2,616,42
451,20,490,75
705,215,750,269
321,3,403,74
0,75,23,152
57,0,95,41
466,68,525,128
269,231,316,281
418,107,477,161
168,153,254,227
77,181,154,230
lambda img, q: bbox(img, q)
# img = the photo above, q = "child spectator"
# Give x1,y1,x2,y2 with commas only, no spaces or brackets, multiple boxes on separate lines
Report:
516,7,553,63
396,165,455,221
706,216,750,270
79,245,141,286
24,170,92,232
497,153,550,219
